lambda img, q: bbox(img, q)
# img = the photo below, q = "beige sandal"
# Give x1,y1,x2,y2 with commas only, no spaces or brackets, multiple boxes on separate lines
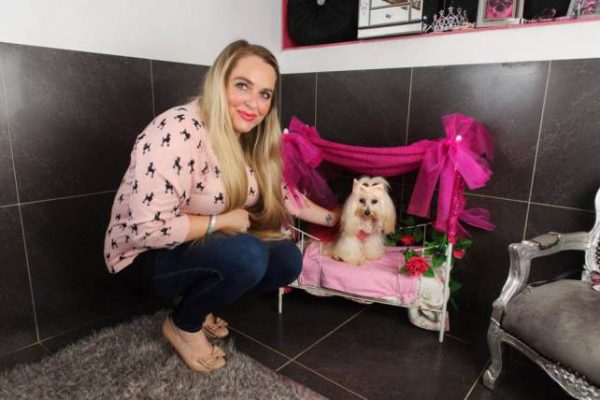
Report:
202,314,229,338
162,317,226,373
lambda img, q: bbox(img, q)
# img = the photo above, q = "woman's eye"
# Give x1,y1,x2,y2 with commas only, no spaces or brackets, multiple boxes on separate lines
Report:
359,198,366,204
371,199,378,204
261,92,271,100
235,82,248,90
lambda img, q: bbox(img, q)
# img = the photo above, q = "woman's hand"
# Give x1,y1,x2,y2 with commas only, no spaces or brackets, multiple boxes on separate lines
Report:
216,208,251,234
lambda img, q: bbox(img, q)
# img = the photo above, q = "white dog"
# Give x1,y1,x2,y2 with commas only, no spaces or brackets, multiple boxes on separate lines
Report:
328,176,396,265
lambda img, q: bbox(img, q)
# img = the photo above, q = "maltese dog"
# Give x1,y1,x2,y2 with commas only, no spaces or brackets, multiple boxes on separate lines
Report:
328,176,396,265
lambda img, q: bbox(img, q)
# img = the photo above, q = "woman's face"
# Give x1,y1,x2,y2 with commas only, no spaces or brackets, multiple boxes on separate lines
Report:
226,55,276,134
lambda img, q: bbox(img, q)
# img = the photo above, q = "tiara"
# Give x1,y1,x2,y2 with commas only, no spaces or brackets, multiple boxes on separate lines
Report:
424,6,474,32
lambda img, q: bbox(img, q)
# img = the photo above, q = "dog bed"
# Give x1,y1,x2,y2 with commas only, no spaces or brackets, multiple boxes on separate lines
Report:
296,240,449,318
298,241,420,302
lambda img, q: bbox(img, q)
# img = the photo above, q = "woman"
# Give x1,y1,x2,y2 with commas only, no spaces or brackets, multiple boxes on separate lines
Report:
104,40,339,373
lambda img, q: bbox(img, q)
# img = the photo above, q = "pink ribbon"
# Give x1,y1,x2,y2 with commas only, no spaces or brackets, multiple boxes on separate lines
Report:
281,127,337,208
407,114,495,235
281,114,495,237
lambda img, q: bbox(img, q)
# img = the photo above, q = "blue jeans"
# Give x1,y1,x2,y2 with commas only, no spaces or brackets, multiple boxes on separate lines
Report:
129,234,302,332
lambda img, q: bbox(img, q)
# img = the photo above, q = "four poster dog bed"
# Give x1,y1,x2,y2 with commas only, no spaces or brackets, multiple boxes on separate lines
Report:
278,114,495,342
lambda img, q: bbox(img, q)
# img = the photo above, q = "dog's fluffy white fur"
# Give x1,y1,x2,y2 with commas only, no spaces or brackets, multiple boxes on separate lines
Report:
327,176,396,265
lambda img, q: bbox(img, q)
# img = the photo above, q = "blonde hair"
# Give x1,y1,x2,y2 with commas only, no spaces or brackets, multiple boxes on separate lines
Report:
199,40,286,239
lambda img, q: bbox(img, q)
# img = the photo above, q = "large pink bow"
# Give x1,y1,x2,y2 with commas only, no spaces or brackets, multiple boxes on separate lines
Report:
407,114,495,235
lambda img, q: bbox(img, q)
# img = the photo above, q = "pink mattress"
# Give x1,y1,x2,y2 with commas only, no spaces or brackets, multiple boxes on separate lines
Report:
298,241,420,303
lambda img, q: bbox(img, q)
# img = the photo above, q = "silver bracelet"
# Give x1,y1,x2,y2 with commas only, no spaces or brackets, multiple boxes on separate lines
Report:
206,214,217,236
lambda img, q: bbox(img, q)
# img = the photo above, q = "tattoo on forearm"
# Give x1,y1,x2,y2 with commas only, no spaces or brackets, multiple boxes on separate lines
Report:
325,214,333,225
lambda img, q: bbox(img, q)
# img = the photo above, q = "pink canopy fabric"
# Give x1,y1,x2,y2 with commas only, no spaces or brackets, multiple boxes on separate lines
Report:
281,114,496,237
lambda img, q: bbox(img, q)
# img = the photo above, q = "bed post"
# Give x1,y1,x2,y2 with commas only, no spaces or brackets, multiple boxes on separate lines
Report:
439,171,464,342
439,243,453,342
278,287,284,314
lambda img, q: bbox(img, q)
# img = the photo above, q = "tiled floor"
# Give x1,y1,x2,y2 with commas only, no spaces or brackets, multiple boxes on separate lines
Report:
0,291,574,400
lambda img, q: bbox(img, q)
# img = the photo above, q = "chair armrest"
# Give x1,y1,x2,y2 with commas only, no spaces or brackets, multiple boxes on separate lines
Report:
490,231,589,323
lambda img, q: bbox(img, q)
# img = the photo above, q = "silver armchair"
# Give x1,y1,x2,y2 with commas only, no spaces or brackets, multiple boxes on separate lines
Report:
483,189,600,399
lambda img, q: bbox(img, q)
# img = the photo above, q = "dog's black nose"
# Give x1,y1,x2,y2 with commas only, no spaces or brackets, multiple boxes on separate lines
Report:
364,209,371,216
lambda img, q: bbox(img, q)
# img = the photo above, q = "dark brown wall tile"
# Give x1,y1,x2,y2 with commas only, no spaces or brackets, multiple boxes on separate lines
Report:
532,58,600,209
316,68,411,146
0,49,17,206
1,43,153,202
281,73,316,128
21,193,146,339
152,60,207,115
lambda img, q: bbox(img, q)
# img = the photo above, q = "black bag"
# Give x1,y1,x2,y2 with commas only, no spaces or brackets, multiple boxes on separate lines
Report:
287,0,359,46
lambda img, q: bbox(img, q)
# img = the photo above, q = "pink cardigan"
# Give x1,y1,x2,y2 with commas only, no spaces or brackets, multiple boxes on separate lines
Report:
104,101,300,273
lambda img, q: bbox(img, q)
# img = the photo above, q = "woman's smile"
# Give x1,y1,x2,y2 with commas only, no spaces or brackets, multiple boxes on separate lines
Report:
237,110,257,122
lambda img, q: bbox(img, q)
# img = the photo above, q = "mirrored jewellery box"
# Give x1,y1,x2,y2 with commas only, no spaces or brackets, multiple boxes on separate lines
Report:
358,0,424,39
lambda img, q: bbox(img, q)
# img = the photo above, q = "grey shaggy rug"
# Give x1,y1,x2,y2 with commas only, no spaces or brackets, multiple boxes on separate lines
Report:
0,312,325,399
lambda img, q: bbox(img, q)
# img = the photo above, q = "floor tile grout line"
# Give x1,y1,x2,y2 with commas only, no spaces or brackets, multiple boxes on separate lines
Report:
38,342,53,356
0,307,143,361
0,342,46,360
36,304,145,346
463,360,490,400
227,324,367,399
0,57,41,343
522,60,552,240
276,307,367,371
290,360,369,400
227,325,294,362
443,332,475,346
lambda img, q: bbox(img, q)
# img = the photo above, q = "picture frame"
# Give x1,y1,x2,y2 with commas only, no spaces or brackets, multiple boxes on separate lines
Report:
476,0,524,27
567,0,600,17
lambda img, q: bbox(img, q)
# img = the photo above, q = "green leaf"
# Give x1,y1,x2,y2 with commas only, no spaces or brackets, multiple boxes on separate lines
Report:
431,229,443,240
390,232,402,241
432,255,445,267
405,249,418,259
457,238,472,249
423,247,435,256
404,216,416,226
413,229,424,243
423,268,435,278
449,280,463,293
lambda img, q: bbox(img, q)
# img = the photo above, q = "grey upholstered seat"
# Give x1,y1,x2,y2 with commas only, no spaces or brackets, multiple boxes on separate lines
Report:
483,186,600,400
503,280,600,387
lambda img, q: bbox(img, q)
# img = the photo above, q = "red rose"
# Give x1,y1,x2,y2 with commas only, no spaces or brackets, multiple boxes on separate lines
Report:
399,234,416,246
453,249,465,260
406,256,430,276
